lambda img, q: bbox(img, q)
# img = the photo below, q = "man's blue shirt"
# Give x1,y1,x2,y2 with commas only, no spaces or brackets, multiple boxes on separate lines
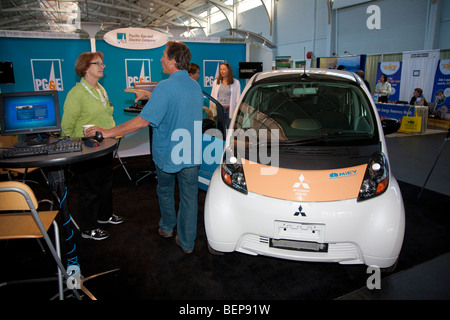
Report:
140,70,203,173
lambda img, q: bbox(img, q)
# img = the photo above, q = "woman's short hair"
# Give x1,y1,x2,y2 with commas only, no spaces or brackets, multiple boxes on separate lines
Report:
74,52,104,78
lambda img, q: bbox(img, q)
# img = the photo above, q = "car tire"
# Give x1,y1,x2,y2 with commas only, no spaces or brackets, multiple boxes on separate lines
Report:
381,258,398,273
207,241,224,255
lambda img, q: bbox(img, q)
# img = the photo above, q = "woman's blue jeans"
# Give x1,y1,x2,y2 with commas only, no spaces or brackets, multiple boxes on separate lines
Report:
156,165,199,251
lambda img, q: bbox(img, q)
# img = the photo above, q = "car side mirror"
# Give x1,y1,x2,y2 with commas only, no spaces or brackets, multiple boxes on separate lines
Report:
381,118,400,135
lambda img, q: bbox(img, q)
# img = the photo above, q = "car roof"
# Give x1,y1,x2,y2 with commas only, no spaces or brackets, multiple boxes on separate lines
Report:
250,68,360,84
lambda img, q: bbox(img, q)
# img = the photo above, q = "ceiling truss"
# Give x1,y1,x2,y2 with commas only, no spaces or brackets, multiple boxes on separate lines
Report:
0,0,274,41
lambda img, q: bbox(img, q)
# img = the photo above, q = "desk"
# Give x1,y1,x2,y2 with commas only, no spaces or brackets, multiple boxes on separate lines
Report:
376,103,428,133
0,138,117,299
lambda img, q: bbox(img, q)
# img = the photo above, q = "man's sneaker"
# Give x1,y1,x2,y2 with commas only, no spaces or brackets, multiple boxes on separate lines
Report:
82,228,110,240
98,214,124,225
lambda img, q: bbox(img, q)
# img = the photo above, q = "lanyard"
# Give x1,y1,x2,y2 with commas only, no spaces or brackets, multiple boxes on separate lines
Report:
80,79,109,106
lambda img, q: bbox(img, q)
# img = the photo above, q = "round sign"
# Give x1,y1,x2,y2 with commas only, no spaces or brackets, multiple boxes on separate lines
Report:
104,27,168,50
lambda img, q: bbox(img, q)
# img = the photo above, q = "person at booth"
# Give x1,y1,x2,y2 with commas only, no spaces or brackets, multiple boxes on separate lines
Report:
375,74,391,103
188,63,200,81
210,62,241,127
356,70,371,94
86,41,203,254
188,63,214,121
410,88,428,106
61,51,124,241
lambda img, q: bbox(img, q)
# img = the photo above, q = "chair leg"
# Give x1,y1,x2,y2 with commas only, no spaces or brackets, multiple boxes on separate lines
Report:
114,138,133,181
115,154,133,181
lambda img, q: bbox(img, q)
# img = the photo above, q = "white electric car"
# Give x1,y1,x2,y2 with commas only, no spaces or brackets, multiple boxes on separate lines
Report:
204,68,405,269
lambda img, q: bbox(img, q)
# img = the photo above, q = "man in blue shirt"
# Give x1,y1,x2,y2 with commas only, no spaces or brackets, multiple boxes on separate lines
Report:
88,41,203,253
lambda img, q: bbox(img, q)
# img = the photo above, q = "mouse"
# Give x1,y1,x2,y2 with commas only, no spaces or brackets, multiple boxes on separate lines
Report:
83,138,100,147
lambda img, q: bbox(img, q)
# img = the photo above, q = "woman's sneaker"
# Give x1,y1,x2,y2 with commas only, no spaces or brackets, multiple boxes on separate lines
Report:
82,228,110,240
98,214,124,225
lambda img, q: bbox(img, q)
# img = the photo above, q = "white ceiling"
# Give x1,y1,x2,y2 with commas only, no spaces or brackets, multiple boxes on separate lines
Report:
0,0,234,37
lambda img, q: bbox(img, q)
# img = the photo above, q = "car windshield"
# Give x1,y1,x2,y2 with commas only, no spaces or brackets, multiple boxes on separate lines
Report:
233,74,379,146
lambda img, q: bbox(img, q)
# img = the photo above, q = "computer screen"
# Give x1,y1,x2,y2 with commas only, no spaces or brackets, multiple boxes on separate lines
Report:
0,90,61,139
134,82,157,94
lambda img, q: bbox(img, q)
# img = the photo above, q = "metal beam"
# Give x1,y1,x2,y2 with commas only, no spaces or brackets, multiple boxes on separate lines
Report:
151,0,207,23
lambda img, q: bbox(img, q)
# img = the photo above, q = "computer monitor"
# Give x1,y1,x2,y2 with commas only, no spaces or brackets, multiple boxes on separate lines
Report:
0,90,61,146
0,61,15,84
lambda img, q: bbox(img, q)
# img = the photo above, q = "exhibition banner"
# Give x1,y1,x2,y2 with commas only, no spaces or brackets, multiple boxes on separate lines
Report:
376,62,402,103
316,55,366,73
337,55,366,73
376,103,409,121
431,59,450,121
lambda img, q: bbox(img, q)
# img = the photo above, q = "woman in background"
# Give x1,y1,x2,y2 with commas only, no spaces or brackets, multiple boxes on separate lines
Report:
210,62,241,127
410,88,428,106
375,74,391,103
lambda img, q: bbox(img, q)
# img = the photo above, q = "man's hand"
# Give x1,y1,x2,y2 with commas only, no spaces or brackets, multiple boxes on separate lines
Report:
86,126,111,138
85,116,151,140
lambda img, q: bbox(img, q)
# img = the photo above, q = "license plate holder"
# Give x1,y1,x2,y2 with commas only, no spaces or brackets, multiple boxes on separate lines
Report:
274,221,325,242
270,239,328,252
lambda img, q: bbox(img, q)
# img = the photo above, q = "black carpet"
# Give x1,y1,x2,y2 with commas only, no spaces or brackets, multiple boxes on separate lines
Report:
1,155,450,302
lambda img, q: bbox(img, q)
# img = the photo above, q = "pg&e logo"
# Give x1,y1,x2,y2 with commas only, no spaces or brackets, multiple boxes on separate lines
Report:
203,60,223,88
117,33,127,45
31,59,64,91
125,59,151,88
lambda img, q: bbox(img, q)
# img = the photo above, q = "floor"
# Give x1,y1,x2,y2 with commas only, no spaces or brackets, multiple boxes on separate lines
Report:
386,128,450,197
339,128,450,300
1,127,449,303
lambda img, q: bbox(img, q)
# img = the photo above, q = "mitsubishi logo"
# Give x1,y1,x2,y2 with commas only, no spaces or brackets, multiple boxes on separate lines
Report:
294,205,306,217
293,174,309,189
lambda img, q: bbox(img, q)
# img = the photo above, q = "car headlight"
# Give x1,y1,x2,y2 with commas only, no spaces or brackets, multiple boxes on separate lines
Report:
221,147,248,194
358,152,389,201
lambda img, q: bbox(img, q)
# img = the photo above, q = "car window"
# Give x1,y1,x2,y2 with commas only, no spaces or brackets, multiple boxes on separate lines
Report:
234,77,378,146
202,91,226,137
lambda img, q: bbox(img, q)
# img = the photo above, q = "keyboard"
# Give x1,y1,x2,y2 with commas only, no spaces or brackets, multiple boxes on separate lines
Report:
0,139,82,160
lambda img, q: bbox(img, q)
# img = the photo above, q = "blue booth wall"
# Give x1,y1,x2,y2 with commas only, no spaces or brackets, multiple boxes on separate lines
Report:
0,37,246,156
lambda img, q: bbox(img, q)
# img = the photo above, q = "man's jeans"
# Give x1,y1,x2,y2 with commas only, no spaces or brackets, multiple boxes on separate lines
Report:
156,165,199,251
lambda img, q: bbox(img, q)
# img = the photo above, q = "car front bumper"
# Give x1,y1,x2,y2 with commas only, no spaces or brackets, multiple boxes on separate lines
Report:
205,170,405,268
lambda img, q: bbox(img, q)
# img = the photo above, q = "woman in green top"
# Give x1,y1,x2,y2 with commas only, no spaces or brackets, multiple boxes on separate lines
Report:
62,52,123,241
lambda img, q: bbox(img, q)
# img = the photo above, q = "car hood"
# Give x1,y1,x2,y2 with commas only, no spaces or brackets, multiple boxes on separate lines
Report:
242,160,367,202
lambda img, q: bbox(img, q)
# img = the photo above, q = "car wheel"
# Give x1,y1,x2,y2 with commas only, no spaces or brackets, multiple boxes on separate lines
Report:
381,258,398,273
207,241,224,255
